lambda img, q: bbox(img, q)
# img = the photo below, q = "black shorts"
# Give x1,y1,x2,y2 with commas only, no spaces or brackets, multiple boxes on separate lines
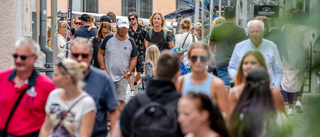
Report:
134,54,145,73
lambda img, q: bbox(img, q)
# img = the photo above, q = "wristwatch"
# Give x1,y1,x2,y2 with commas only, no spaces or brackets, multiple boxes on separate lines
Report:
127,72,132,76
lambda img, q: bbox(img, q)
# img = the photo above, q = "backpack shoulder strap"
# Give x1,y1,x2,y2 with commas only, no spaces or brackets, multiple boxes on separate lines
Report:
136,92,152,107
148,28,153,41
164,29,167,43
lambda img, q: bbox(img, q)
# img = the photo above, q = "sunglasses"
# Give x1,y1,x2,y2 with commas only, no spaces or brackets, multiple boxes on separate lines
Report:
190,56,208,63
71,53,89,58
57,61,71,75
129,18,135,21
12,53,34,60
75,22,82,25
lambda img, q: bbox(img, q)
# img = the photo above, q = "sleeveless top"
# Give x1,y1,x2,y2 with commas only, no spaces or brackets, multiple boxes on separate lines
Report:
182,73,214,99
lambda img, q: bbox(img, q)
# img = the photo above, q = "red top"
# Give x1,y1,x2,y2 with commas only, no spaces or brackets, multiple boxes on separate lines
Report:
0,68,56,136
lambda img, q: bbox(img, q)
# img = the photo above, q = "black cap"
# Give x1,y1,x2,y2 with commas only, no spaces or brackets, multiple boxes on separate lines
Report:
79,14,90,22
100,15,112,23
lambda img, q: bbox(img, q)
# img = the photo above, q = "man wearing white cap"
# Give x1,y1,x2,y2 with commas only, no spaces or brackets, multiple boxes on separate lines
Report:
98,18,138,110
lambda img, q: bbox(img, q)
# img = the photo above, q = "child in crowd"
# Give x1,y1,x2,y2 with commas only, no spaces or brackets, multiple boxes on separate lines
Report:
170,47,188,75
87,14,97,32
142,45,160,89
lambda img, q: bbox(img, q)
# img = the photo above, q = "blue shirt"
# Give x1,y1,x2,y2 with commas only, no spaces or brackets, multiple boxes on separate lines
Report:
83,66,119,137
180,61,188,75
182,73,213,99
228,39,283,89
74,25,98,39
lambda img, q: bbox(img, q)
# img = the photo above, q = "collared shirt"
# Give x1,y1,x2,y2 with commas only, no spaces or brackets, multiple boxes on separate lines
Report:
0,68,55,136
82,66,119,137
128,24,147,53
228,39,283,89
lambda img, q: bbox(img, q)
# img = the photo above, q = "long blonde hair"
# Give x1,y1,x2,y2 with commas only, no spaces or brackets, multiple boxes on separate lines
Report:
212,17,225,28
145,45,160,68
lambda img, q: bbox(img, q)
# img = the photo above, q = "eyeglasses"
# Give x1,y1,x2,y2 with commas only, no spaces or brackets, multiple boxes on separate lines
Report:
75,22,82,25
190,56,208,63
12,53,34,60
71,53,89,58
129,18,135,21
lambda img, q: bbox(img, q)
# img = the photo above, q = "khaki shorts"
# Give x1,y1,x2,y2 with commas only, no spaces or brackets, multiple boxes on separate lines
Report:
114,78,129,101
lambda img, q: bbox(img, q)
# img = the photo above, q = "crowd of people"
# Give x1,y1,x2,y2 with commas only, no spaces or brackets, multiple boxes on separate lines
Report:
0,5,316,137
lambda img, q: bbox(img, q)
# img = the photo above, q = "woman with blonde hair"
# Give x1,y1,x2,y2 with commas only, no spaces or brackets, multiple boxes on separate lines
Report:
142,45,160,88
208,17,225,75
175,18,198,72
39,59,96,137
146,12,175,51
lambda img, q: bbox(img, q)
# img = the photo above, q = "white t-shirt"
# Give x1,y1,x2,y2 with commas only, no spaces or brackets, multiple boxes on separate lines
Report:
45,89,96,137
175,32,198,69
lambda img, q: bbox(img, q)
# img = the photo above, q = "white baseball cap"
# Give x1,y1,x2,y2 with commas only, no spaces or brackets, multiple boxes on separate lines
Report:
117,18,129,28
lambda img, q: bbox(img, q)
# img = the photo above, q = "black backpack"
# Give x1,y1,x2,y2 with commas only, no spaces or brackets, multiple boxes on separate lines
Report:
131,93,179,137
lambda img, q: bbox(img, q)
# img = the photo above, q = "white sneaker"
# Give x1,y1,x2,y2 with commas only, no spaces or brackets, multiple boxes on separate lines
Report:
295,101,303,113
287,108,294,115
134,85,138,93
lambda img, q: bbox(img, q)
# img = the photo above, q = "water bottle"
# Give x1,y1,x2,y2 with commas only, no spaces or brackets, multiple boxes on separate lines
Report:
317,76,320,85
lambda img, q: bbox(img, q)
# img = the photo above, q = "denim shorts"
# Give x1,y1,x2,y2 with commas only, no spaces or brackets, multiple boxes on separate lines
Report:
216,66,232,87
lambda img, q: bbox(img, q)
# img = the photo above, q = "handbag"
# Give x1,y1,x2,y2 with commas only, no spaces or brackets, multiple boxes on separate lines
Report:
1,86,31,137
51,95,87,136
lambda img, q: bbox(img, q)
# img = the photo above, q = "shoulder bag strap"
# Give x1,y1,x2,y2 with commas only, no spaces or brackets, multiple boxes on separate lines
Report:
181,33,190,49
164,29,167,43
1,86,30,137
52,95,87,132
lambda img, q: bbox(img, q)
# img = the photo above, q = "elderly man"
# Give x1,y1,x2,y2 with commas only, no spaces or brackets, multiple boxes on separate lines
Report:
0,37,55,136
98,18,138,110
228,20,283,89
70,37,120,136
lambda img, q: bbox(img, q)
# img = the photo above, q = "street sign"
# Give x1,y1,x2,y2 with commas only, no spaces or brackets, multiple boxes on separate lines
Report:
254,5,279,18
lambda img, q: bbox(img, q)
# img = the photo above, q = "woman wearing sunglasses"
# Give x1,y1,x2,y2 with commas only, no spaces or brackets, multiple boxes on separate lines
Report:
39,59,96,137
176,42,229,118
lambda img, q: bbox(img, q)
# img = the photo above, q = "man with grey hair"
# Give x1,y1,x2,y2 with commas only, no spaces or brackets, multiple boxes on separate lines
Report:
228,20,283,89
0,37,56,136
70,37,120,137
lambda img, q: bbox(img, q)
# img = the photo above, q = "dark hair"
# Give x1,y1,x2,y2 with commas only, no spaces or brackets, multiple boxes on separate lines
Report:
235,50,267,86
128,12,138,20
107,12,117,23
71,27,76,35
156,51,180,80
224,6,235,19
186,92,229,137
230,67,276,137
